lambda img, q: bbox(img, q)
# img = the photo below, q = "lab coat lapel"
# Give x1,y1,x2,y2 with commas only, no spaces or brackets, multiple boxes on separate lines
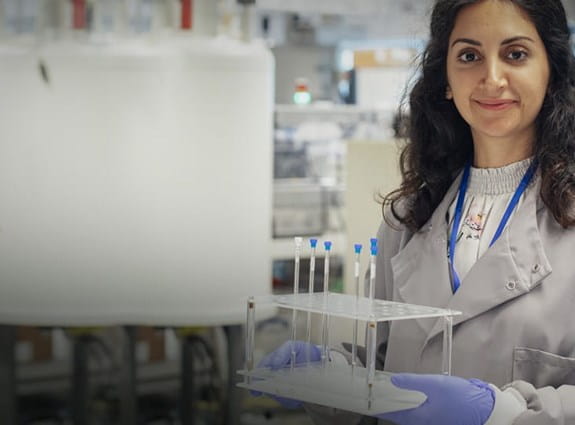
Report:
423,177,552,345
390,175,461,336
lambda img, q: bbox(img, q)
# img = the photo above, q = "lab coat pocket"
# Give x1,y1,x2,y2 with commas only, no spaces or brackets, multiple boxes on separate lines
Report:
513,347,575,388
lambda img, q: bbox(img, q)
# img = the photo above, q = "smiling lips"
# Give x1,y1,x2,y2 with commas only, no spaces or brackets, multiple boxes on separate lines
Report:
474,99,518,111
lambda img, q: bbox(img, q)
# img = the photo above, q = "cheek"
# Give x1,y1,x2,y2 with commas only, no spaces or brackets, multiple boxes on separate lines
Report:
450,83,474,116
449,73,476,101
534,81,549,105
451,96,475,128
521,65,550,104
522,80,548,114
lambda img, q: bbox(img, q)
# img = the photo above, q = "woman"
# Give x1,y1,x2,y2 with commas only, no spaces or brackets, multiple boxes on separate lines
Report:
257,1,575,423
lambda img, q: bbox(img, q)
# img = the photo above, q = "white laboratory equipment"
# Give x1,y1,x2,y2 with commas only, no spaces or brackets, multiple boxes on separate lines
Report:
0,36,273,327
238,237,461,415
0,2,268,423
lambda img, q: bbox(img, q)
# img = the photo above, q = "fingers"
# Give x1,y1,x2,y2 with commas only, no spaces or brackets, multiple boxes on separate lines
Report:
256,351,275,369
468,378,492,391
269,345,291,370
257,341,291,369
390,373,436,391
258,341,319,370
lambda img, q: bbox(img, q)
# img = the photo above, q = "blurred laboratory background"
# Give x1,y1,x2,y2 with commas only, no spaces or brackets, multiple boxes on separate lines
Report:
0,1,574,424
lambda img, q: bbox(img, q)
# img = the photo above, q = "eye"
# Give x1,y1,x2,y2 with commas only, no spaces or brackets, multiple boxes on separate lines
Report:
506,49,528,62
457,50,481,63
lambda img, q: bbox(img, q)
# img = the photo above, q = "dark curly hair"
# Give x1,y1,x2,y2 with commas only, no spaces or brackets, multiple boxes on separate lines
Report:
384,0,575,231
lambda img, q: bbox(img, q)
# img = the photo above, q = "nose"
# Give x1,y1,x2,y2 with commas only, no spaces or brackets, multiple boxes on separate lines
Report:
481,57,508,93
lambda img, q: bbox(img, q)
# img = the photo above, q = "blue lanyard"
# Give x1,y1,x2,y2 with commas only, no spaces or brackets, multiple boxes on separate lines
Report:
448,160,537,293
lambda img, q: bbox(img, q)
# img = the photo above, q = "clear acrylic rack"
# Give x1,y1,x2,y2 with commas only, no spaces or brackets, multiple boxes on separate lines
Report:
237,238,461,416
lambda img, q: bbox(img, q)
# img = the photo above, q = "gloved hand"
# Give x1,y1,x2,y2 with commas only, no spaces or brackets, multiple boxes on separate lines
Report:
251,340,321,409
377,373,495,425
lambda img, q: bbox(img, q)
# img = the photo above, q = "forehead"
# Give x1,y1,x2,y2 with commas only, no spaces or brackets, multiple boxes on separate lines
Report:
449,0,541,43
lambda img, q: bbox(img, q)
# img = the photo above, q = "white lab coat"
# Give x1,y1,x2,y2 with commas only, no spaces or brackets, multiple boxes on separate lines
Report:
306,172,575,425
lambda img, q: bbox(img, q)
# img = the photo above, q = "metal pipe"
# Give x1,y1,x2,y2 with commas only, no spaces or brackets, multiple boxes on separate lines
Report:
0,326,16,425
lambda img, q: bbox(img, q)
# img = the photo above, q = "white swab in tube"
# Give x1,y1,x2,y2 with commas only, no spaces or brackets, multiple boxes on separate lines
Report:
291,237,303,370
320,241,331,367
306,238,317,363
369,238,378,301
364,238,378,379
352,243,362,371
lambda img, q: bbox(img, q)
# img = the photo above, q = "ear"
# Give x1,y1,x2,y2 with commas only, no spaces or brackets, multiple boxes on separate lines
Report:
445,86,453,100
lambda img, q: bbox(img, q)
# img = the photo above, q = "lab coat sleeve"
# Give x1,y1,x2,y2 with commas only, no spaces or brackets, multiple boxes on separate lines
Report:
504,380,575,424
484,386,527,425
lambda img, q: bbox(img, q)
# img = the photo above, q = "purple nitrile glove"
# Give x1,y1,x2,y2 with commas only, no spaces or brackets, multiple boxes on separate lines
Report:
377,373,495,425
251,340,321,409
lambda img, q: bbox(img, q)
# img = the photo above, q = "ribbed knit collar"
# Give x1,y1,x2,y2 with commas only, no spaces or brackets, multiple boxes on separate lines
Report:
467,157,534,195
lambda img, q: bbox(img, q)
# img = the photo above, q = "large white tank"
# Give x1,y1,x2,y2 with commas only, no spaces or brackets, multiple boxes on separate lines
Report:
0,37,273,326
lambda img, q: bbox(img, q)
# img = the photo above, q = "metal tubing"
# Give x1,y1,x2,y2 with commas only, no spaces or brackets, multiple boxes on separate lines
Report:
120,326,137,425
181,335,195,425
224,325,243,425
0,326,16,425
71,334,90,425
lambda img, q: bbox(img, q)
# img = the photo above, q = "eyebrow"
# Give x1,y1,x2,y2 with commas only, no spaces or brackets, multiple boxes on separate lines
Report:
450,36,535,48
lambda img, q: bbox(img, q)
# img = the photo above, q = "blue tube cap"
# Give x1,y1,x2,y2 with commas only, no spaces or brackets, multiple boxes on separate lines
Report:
370,238,378,247
324,241,332,251
371,246,378,256
310,238,318,248
354,244,362,254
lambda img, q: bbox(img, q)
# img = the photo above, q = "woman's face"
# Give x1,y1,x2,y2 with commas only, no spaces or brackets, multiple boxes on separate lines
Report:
446,0,550,147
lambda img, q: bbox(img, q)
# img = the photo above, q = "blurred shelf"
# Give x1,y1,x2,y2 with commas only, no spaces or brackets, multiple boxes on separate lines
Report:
275,104,391,127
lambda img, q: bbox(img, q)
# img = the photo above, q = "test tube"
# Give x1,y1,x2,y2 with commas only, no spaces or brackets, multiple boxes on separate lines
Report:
306,239,317,360
320,241,332,367
366,317,377,387
369,238,378,300
442,314,454,375
323,241,331,294
352,244,362,370
244,296,255,384
365,240,378,384
291,237,303,370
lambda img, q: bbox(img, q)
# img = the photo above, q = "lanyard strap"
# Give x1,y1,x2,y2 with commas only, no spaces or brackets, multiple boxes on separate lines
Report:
448,160,537,293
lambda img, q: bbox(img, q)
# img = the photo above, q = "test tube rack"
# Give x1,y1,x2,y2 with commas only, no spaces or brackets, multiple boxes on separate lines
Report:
237,239,461,415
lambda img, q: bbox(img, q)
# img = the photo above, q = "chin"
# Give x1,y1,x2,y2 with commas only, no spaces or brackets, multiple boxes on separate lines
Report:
473,122,521,139
481,129,517,138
